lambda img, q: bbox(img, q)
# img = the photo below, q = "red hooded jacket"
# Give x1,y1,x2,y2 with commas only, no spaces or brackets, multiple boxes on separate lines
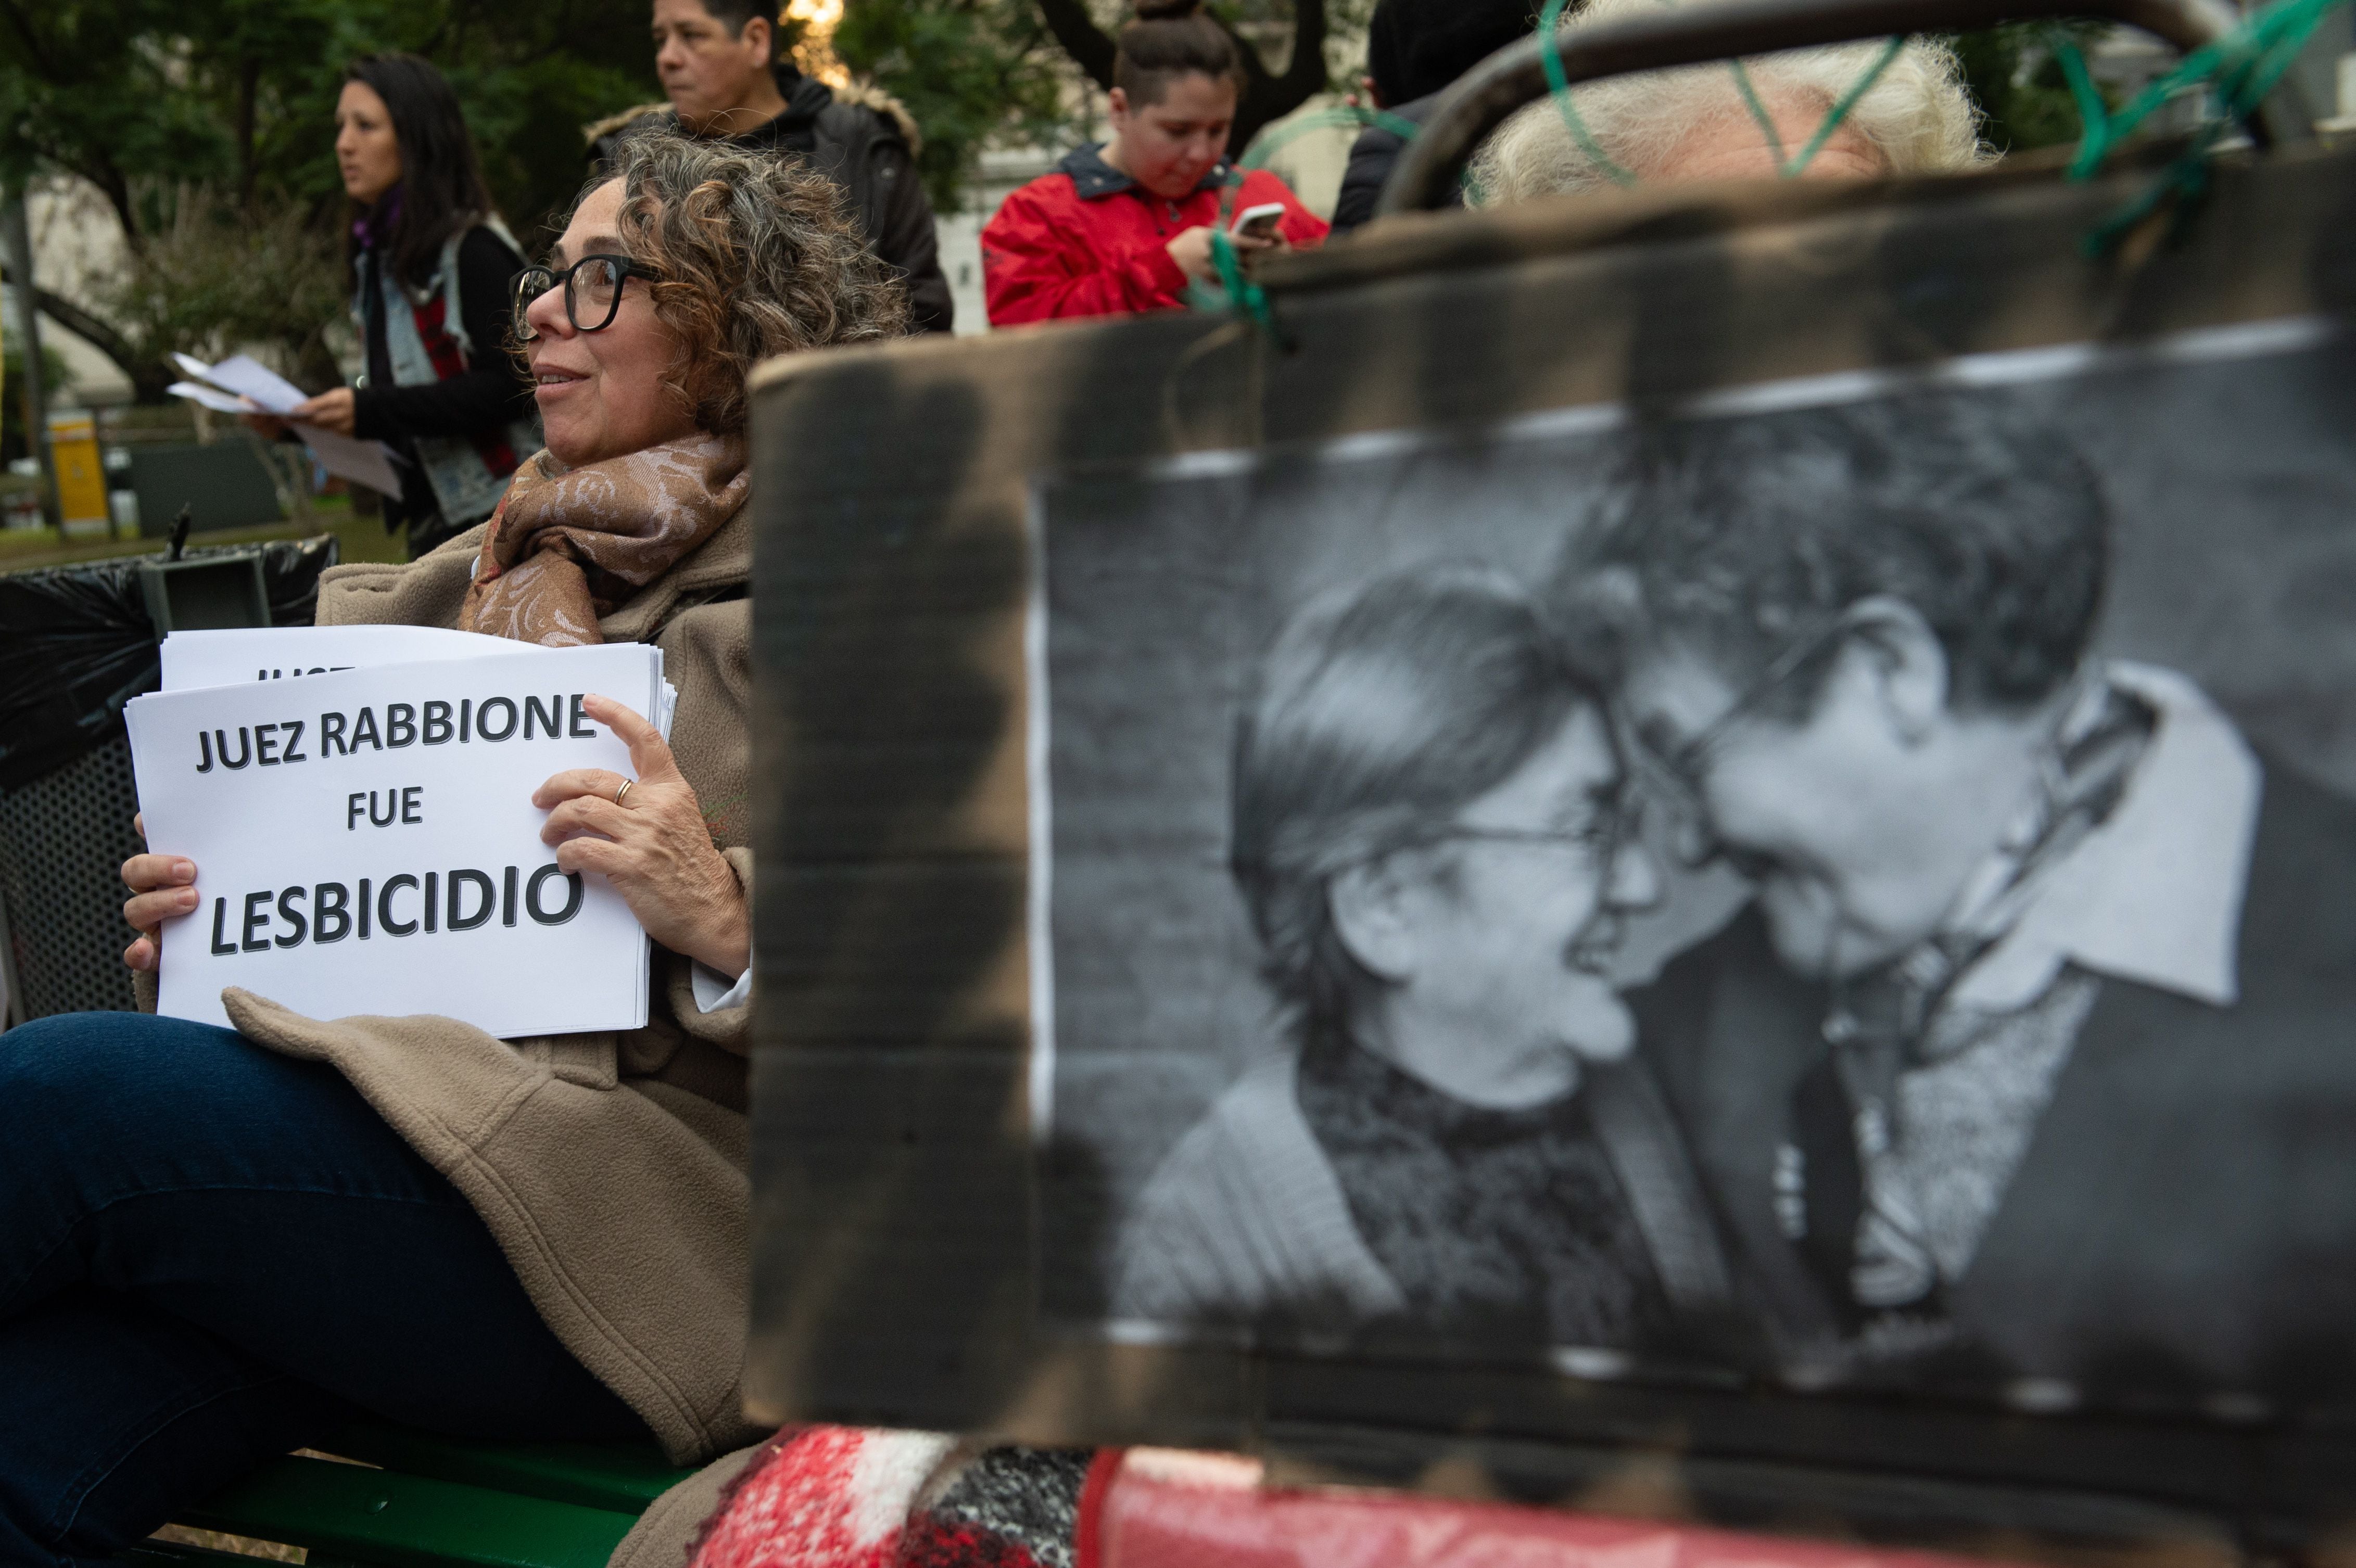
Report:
982,145,1329,327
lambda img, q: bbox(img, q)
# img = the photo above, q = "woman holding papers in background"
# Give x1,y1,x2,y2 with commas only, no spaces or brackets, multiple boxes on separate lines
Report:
251,54,539,559
0,134,905,1559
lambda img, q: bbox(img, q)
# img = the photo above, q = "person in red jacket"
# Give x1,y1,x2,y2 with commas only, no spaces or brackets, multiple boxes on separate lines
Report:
983,0,1328,326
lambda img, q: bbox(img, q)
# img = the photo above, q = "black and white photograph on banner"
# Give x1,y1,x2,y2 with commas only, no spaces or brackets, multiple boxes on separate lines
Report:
1029,318,2356,1420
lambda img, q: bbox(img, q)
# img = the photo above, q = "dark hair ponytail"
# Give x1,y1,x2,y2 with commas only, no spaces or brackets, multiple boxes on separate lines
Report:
341,52,499,289
1114,0,1242,105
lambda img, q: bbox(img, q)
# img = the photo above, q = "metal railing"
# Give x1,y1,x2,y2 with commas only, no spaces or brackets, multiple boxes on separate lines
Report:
1375,0,2314,215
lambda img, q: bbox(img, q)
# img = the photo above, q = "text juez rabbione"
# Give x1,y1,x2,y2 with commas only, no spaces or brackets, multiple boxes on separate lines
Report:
126,634,674,1038
156,625,679,735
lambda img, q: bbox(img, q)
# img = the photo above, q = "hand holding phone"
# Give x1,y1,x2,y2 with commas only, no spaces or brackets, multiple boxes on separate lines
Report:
1228,202,1287,242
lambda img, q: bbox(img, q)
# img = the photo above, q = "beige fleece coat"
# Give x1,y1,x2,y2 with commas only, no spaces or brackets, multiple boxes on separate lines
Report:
194,511,766,1464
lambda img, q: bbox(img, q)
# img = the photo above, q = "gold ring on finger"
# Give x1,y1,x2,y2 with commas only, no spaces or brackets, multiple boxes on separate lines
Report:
614,779,634,808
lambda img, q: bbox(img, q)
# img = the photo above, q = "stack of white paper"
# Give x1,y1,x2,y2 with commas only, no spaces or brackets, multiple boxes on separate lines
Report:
158,627,678,738
167,353,406,498
128,628,683,1038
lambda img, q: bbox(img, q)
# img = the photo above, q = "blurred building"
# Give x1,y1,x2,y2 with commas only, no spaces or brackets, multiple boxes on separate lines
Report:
7,177,135,409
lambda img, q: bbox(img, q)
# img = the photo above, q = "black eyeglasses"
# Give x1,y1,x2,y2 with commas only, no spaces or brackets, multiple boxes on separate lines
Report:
1408,789,1641,875
1624,613,1858,867
511,254,661,341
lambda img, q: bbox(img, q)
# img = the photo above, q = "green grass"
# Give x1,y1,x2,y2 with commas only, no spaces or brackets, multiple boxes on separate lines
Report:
0,500,413,576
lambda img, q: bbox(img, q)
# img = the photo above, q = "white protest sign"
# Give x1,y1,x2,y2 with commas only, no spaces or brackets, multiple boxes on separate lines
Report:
163,626,537,690
126,642,666,1038
160,627,681,736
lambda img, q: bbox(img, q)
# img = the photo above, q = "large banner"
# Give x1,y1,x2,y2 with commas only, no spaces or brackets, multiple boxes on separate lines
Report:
1031,318,2356,1414
742,145,2356,1543
127,640,667,1037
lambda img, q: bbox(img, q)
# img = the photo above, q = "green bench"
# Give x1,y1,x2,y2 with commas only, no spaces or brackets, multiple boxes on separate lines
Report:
124,1426,701,1568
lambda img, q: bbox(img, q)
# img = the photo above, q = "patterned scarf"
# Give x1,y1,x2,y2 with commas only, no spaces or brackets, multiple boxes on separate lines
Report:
459,432,749,647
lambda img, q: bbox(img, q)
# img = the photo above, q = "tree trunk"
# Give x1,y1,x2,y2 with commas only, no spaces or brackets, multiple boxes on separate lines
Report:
1028,0,1331,158
1231,0,1328,155
1031,0,1116,87
2,193,59,525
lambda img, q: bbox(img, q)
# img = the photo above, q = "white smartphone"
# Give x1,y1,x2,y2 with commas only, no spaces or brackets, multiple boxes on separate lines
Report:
1228,201,1287,240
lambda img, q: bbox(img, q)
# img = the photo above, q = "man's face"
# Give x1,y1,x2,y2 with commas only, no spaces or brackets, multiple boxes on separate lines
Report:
653,0,773,134
1620,638,1968,978
1385,706,1660,1064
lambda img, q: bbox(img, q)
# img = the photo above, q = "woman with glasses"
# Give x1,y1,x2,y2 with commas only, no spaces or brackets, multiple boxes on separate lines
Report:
0,133,905,1559
250,53,540,559
1110,568,1733,1353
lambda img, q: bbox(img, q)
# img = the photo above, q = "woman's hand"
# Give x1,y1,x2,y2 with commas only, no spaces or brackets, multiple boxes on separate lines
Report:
289,388,358,436
1165,225,1275,284
533,694,749,978
121,812,197,975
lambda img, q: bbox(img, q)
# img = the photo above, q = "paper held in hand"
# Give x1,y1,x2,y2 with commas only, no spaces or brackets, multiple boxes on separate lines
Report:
167,352,405,499
156,626,679,737
126,639,671,1038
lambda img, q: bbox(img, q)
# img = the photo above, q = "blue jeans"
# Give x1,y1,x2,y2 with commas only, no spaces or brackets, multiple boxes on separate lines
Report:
0,1011,647,1565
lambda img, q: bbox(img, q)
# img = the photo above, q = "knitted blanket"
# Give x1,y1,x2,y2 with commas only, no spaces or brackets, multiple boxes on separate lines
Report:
681,1426,2023,1568
686,1428,1097,1568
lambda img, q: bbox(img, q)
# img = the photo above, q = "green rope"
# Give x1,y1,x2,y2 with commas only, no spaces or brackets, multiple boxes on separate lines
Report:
1728,60,1792,169
2078,122,2219,251
2052,28,2112,162
1195,101,1432,325
1546,0,1903,185
1188,0,2344,317
2051,0,2349,253
1784,35,1906,174
1538,0,1640,185
1238,104,1427,171
1205,226,1278,336
2059,0,2345,178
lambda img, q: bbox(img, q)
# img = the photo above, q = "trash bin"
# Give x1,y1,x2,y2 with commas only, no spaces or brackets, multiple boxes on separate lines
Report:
46,409,113,539
0,535,337,1022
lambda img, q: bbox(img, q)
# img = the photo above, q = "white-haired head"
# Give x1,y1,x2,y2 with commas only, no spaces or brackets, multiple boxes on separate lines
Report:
1468,0,1990,203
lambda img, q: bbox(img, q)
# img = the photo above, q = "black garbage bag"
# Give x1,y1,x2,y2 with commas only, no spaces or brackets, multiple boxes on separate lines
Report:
0,534,338,792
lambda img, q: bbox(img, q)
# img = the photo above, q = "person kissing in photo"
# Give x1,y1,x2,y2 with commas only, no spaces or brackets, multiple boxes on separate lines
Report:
1112,567,1732,1353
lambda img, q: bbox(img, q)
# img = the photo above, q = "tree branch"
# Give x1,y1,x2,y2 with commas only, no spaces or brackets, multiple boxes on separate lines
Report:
1224,0,1329,154
22,135,139,246
0,262,158,393
0,0,56,78
1030,0,1116,88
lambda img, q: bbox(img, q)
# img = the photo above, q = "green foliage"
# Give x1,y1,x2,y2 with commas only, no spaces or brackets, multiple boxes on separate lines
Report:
833,0,1076,213
319,0,667,243
1950,23,2108,155
94,184,349,387
0,0,666,397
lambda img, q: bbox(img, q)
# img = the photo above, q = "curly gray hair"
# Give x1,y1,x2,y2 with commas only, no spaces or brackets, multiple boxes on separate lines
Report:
1469,0,1989,203
587,130,909,436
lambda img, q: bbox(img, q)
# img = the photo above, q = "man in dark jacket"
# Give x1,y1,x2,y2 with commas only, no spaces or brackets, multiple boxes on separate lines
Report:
1553,394,2356,1416
1331,0,1544,233
588,0,952,333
